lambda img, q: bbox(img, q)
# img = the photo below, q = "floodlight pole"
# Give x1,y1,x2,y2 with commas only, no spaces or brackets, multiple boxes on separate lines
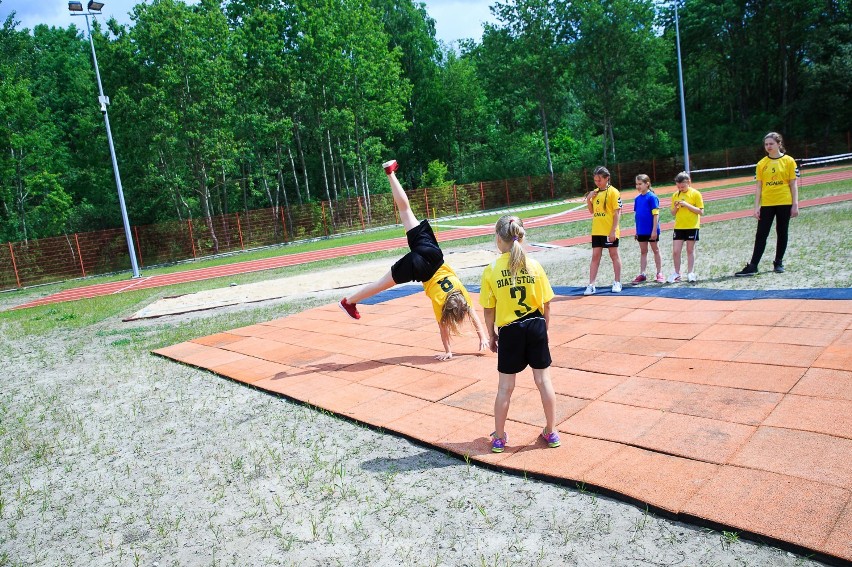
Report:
674,1,690,174
72,7,140,278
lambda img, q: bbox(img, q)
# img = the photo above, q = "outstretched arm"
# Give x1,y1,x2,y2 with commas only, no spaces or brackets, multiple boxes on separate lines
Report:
437,323,453,361
468,307,490,353
484,307,498,353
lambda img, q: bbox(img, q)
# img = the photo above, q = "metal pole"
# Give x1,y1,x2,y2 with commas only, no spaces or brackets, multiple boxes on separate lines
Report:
674,2,690,174
82,12,140,278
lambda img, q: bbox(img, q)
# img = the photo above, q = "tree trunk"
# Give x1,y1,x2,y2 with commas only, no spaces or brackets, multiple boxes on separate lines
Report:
539,104,554,184
294,122,310,201
285,144,302,206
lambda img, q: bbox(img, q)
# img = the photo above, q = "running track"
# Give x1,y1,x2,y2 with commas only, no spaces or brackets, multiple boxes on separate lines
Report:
14,169,852,309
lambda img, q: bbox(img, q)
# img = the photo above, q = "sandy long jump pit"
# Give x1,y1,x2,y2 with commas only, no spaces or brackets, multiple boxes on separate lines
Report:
154,287,852,563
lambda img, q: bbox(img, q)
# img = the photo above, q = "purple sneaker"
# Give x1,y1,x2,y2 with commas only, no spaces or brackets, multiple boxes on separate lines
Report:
541,430,561,448
490,431,507,453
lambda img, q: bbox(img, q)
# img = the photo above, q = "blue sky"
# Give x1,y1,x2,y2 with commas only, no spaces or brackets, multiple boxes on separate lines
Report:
0,0,497,44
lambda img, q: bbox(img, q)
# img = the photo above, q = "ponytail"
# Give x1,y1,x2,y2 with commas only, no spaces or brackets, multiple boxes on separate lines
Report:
495,215,528,281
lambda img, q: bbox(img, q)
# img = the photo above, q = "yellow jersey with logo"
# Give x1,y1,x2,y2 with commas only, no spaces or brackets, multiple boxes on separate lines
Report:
423,263,473,322
672,186,704,229
756,154,798,207
479,254,555,327
590,186,622,238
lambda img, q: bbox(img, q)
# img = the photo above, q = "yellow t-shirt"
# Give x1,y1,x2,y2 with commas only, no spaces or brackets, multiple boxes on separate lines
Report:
479,254,555,327
672,187,704,229
423,263,473,322
590,186,622,238
756,154,798,207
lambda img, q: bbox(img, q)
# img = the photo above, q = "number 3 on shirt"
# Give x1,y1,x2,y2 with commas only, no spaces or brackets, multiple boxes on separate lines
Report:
510,286,532,317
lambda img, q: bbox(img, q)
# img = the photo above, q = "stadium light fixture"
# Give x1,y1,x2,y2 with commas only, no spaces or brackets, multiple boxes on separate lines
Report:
69,1,141,278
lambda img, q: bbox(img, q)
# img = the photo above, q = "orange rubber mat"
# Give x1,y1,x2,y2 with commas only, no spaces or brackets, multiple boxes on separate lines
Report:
154,292,852,563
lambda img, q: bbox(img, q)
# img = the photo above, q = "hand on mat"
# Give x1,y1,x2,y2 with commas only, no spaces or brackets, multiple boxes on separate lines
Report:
435,351,453,361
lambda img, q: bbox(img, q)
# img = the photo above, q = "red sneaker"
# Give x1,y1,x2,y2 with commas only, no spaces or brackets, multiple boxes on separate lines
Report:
382,160,398,175
339,298,360,320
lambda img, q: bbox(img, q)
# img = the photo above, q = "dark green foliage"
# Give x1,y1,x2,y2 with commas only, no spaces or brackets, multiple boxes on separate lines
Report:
0,0,848,243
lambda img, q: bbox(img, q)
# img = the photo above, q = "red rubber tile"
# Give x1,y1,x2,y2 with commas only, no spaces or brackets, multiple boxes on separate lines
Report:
504,433,624,481
392,372,479,402
758,326,841,347
210,357,295,384
560,401,664,444
166,343,247,368
439,352,494,379
573,351,660,377
733,342,822,367
639,358,805,392
693,324,771,342
307,382,387,414
824,498,852,562
255,373,351,404
360,364,436,390
717,309,788,326
791,367,852,401
672,384,781,425
683,467,849,552
152,341,209,361
566,334,684,357
386,402,484,444
549,345,603,368
508,391,589,428
548,367,627,399
814,344,852,371
584,445,719,513
734,299,805,312
615,309,675,324
190,332,246,348
634,413,756,464
436,416,541,465
442,380,513,415
668,339,750,362
636,322,710,340
730,426,852,489
779,311,852,330
344,391,431,427
601,376,697,412
228,323,283,337
764,395,852,439
222,336,296,358
313,359,392,383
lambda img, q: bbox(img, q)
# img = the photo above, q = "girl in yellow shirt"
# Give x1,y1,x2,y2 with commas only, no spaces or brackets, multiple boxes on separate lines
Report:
735,132,799,276
339,160,488,360
480,215,559,452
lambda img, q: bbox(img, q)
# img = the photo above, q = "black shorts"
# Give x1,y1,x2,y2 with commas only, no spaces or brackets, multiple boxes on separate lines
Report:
497,311,552,374
673,229,700,241
635,234,660,243
390,220,444,283
591,235,619,248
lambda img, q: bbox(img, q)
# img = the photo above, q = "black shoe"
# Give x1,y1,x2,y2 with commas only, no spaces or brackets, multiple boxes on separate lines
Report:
735,264,758,277
773,261,785,273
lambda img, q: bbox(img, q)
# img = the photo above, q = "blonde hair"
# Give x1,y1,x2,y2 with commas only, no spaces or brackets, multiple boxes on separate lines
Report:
764,131,786,153
495,214,527,281
635,173,651,185
440,290,472,336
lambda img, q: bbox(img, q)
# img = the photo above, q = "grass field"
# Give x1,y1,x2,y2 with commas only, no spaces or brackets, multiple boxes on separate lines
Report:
0,176,849,566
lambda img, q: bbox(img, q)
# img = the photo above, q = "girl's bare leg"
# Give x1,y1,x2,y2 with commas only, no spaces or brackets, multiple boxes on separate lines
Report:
686,240,697,273
639,241,649,274
345,270,396,304
533,367,557,434
672,240,684,275
650,240,662,274
493,372,516,439
387,168,419,232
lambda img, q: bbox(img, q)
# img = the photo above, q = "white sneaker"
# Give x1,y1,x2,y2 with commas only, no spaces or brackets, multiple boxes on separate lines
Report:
583,284,596,296
687,272,697,283
612,281,622,293
667,273,681,283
